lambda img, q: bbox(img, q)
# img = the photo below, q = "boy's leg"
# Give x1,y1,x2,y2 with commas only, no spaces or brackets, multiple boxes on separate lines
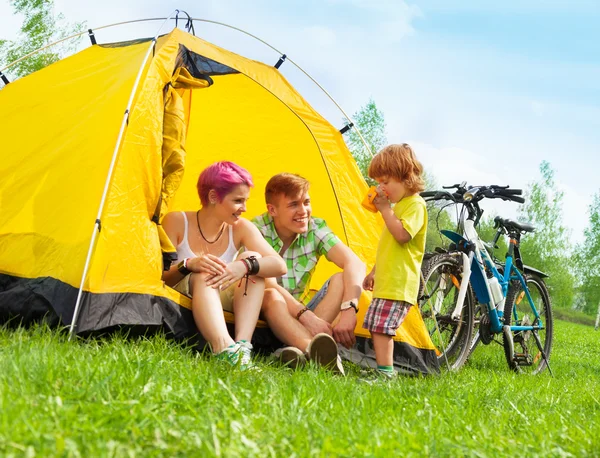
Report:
372,332,394,367
363,299,413,370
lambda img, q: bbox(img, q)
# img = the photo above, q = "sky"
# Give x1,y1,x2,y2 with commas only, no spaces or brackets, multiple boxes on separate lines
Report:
1,0,598,243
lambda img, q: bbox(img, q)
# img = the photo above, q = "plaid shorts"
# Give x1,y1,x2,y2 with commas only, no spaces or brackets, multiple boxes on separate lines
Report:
363,298,412,336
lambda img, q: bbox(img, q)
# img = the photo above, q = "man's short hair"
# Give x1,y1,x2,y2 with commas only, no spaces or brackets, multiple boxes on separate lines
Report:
265,173,310,204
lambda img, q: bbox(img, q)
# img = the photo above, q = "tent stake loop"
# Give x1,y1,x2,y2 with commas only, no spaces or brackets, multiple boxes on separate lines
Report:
274,54,287,69
88,29,97,45
339,122,354,135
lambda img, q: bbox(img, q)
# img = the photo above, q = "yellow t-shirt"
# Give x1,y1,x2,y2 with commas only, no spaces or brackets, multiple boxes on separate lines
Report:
373,194,427,303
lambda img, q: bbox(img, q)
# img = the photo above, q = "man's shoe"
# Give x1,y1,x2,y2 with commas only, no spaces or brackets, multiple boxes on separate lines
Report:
307,333,345,376
275,346,307,369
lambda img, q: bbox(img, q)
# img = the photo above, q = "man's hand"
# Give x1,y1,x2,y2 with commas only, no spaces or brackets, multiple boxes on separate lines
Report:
333,309,357,349
299,311,332,337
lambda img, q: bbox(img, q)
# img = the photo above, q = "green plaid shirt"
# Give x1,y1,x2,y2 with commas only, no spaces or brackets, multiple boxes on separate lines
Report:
252,213,341,304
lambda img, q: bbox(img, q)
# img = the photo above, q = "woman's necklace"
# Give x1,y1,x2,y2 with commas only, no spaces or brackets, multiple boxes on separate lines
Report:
196,210,226,244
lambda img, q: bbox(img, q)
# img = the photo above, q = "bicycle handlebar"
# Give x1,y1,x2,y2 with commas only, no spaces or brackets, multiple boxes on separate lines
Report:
421,184,524,205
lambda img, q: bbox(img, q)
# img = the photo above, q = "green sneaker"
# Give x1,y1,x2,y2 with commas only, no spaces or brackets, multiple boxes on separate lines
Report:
214,343,242,366
236,340,254,370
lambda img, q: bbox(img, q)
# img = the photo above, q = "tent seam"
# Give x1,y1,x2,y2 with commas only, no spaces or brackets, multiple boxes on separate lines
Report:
236,72,350,245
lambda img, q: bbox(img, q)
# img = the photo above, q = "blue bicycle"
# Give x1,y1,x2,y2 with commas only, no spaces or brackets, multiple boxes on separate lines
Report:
419,183,553,374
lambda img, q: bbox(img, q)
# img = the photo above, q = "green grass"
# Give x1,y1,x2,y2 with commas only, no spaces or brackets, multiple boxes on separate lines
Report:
1,321,599,457
553,307,598,327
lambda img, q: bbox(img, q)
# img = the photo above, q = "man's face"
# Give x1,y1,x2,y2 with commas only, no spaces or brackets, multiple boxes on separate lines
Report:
268,191,311,235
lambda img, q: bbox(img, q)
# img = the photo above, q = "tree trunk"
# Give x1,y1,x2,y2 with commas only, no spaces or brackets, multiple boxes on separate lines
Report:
595,301,600,330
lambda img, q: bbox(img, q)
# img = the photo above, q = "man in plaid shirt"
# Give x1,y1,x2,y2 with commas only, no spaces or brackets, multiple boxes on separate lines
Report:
252,173,365,373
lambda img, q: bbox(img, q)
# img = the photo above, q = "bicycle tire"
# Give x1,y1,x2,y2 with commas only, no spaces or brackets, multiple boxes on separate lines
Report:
418,253,475,371
502,273,553,374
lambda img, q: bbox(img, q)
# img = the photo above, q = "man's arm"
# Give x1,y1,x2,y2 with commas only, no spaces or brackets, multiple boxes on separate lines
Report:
265,278,332,336
325,242,366,303
325,242,366,348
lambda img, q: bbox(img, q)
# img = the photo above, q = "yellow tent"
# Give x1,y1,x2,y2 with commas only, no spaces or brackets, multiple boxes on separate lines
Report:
0,27,438,373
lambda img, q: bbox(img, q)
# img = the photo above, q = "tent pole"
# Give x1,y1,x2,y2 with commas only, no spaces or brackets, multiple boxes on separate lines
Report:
2,17,372,160
68,10,181,338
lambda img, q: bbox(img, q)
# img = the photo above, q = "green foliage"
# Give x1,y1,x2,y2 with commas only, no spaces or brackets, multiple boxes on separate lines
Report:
518,161,576,308
0,0,84,80
575,192,600,315
343,98,387,184
423,171,455,252
1,323,599,456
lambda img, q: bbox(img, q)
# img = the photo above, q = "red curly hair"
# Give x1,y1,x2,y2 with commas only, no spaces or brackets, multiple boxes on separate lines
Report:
368,143,424,194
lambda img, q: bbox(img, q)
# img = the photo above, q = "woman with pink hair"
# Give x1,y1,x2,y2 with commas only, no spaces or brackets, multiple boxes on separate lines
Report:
162,161,286,368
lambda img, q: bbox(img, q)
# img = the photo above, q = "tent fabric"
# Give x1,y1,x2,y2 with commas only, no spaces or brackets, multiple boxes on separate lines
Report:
0,27,438,371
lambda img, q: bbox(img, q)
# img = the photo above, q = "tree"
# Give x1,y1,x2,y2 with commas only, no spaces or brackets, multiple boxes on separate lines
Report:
342,99,453,252
518,161,575,308
0,0,84,81
575,192,600,315
343,98,387,184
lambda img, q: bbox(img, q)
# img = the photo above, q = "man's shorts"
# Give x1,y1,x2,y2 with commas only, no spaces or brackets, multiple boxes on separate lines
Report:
173,273,236,312
363,298,412,336
305,278,331,311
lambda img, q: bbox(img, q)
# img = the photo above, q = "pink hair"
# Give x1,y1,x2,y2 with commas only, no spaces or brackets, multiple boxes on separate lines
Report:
197,161,254,205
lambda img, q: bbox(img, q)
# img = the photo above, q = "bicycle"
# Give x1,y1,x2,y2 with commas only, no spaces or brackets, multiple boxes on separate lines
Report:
419,183,553,374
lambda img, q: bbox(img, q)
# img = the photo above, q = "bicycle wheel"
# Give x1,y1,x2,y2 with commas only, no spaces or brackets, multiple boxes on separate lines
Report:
503,274,553,374
419,253,474,371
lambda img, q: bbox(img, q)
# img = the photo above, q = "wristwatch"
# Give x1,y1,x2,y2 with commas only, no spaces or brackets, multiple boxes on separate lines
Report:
340,299,359,314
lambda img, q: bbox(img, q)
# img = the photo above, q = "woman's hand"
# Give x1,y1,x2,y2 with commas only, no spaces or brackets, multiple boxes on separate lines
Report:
187,254,227,276
205,260,248,290
362,270,375,291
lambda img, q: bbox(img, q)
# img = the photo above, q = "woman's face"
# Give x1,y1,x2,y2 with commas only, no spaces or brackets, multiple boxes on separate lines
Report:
215,184,250,224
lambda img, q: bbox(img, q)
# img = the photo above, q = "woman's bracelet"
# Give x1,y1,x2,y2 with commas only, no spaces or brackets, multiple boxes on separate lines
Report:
246,256,260,276
296,306,309,320
177,258,191,276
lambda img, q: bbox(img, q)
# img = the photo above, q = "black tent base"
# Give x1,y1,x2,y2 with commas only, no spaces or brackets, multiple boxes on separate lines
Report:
1,274,439,374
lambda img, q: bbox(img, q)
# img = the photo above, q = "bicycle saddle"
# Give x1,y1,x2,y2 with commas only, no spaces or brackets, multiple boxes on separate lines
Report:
495,217,535,233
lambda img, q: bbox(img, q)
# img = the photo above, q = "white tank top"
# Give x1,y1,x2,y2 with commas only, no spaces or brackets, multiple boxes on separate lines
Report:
175,212,238,264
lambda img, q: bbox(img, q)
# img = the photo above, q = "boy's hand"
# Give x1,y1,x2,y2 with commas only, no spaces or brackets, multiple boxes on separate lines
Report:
362,271,375,291
372,189,390,212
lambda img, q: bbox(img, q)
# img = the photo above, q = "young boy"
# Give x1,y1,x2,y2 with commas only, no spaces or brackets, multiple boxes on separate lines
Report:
362,144,427,379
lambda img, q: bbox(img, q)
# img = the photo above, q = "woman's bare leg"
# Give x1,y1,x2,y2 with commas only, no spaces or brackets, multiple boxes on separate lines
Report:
189,272,235,354
232,251,265,342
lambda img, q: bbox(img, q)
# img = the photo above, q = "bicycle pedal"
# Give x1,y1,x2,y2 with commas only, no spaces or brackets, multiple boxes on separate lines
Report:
513,353,532,366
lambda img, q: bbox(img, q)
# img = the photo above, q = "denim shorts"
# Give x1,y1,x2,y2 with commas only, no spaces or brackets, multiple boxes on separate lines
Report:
305,278,331,311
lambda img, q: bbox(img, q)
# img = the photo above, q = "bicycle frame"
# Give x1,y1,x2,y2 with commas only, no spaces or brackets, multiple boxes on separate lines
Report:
440,219,544,335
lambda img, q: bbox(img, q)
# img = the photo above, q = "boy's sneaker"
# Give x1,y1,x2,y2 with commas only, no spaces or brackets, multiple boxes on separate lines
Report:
274,346,307,369
307,333,345,376
359,368,396,384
